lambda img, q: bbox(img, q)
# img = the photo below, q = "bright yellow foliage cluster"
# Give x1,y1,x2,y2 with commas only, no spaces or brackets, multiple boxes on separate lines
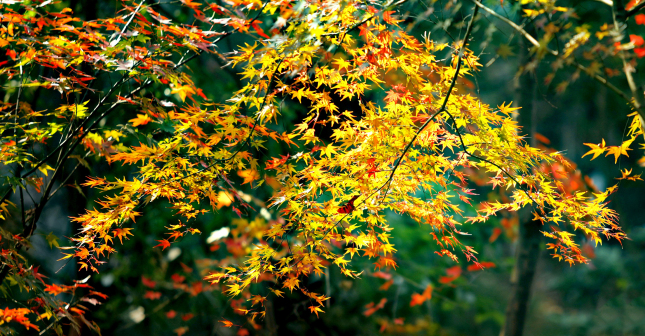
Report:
0,0,630,328
59,0,626,319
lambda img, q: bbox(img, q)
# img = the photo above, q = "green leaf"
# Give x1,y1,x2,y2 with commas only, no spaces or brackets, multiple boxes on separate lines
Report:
45,232,60,249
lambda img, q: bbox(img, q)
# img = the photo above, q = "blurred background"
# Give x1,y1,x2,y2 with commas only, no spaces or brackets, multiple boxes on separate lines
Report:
3,0,645,335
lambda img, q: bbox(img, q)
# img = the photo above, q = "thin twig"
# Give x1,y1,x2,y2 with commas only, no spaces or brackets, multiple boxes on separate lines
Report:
378,5,479,202
110,0,146,46
472,0,634,109
285,5,482,273
627,1,645,17
324,0,410,37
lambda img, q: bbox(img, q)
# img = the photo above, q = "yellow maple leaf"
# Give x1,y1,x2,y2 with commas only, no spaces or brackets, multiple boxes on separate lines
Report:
605,139,632,163
582,138,606,161
269,288,284,298
171,84,195,102
309,305,324,317
282,276,300,292
225,283,241,296
322,144,337,158
498,101,520,116
237,169,259,185
216,191,233,209
333,58,351,71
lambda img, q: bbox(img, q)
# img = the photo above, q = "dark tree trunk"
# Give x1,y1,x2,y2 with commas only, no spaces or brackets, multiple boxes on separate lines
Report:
502,24,542,336
503,218,542,336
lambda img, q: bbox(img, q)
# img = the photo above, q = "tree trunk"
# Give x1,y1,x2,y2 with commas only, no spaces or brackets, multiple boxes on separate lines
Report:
502,24,542,336
503,218,542,336
264,299,278,336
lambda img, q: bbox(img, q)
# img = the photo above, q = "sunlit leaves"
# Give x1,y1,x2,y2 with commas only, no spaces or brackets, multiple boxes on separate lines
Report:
309,305,324,317
154,239,171,251
0,0,634,332
582,139,607,160
129,114,152,127
606,139,633,164
171,85,195,102
113,228,134,244
498,101,520,117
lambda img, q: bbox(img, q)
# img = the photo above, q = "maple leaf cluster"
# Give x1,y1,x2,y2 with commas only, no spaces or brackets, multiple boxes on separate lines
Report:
0,0,635,333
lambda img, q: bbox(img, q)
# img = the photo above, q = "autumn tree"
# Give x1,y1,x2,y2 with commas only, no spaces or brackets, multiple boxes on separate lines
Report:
0,0,640,334
471,1,645,334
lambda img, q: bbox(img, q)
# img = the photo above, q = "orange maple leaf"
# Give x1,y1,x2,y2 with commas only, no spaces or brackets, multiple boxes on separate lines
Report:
167,231,184,241
410,284,433,306
144,291,162,300
410,293,426,307
142,276,156,288
467,261,496,272
129,114,152,127
113,228,134,244
75,247,90,259
237,169,259,185
174,326,189,336
220,319,234,327
282,276,300,292
384,90,401,104
637,14,645,25
309,305,324,317
154,239,171,250
363,298,387,317
438,265,462,284
489,228,502,243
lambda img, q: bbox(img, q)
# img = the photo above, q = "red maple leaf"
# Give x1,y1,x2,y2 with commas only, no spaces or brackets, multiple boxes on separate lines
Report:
338,195,359,214
154,239,171,250
32,266,48,285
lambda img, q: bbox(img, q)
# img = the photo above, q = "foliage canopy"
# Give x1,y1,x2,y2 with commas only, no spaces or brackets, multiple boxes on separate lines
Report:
0,0,643,334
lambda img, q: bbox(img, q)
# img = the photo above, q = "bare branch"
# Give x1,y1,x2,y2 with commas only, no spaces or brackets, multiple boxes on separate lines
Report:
472,0,544,51
472,0,634,111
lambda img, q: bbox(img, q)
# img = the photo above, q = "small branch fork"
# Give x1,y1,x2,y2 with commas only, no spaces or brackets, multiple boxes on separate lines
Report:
298,5,482,254
317,4,548,256
369,3,541,222
375,5,480,203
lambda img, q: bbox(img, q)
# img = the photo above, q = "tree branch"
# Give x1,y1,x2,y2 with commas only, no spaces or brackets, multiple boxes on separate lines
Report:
109,0,145,46
627,2,645,17
472,0,635,112
596,0,613,6
323,0,410,37
613,0,645,127
472,0,543,51
378,5,479,200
